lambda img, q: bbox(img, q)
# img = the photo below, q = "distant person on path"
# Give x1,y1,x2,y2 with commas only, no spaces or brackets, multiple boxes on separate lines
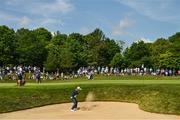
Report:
70,86,82,112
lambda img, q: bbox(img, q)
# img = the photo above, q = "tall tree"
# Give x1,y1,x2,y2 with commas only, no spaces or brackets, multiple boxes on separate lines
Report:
124,41,152,68
44,44,61,71
16,28,36,65
45,45,76,71
168,32,180,69
151,38,170,68
84,28,121,66
51,33,67,45
67,33,88,67
169,32,180,43
85,28,106,66
16,28,49,66
33,27,52,43
111,53,126,68
0,25,16,66
104,38,121,65
159,51,179,69
33,27,52,66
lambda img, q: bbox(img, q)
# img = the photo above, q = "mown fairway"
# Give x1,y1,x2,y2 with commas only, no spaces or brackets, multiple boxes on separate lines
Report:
0,75,180,115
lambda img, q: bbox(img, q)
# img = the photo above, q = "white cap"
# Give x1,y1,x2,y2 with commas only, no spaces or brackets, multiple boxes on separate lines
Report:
77,86,82,90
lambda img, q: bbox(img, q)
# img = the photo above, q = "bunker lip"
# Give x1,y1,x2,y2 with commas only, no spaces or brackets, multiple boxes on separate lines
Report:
0,102,180,120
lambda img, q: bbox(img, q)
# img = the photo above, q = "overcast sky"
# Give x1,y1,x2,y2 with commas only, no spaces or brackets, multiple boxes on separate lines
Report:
0,0,180,46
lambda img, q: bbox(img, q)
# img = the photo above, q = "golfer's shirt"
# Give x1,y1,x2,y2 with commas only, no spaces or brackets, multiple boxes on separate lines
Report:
71,90,79,99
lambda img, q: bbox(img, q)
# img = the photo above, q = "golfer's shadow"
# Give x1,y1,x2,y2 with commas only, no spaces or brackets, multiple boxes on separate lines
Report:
79,104,98,111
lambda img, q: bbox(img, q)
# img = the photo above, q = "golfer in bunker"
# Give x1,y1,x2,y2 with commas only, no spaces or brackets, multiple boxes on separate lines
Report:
70,86,82,111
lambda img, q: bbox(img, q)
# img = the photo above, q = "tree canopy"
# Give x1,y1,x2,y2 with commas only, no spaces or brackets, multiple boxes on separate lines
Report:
0,25,180,71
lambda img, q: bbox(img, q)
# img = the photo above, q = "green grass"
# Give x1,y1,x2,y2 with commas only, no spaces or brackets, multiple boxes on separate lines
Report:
1,74,180,83
0,75,180,115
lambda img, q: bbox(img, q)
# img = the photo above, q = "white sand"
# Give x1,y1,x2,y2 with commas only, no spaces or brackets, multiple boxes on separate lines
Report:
0,102,180,120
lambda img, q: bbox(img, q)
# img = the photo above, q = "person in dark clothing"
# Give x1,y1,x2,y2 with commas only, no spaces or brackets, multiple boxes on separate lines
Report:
34,68,41,84
70,86,82,111
16,65,25,86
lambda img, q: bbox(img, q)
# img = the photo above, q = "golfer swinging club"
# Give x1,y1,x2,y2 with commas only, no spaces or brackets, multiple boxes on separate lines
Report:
70,86,82,112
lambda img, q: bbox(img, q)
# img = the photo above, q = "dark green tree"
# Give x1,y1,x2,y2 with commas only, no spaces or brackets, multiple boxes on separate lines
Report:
44,44,61,71
16,28,49,66
104,38,121,65
0,25,16,66
85,28,121,66
33,27,52,66
151,38,170,68
67,33,88,67
33,27,52,43
159,51,179,68
85,28,105,66
168,32,180,69
45,44,76,71
124,41,152,68
111,53,126,68
51,33,67,45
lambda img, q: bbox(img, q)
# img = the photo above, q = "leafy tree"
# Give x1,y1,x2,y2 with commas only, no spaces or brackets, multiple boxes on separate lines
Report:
44,44,60,71
85,28,121,66
104,38,121,65
85,28,106,66
111,53,125,68
0,25,16,66
51,33,67,45
86,28,105,48
168,32,180,69
124,41,152,68
33,27,52,66
168,32,180,56
169,32,180,43
68,33,86,45
33,27,52,46
67,33,88,67
16,28,36,65
16,28,49,66
60,47,76,71
151,38,170,68
159,51,179,68
45,45,76,71
152,38,170,55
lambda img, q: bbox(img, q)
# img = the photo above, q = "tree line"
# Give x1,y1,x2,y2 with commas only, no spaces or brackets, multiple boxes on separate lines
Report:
0,25,180,72
122,33,180,70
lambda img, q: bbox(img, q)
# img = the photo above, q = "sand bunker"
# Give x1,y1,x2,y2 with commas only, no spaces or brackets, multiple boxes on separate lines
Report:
0,102,180,120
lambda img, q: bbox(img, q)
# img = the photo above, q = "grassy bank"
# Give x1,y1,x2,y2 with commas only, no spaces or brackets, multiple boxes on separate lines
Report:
0,82,180,115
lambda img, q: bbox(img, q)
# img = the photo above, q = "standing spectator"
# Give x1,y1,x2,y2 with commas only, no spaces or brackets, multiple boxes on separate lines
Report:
16,65,25,86
61,72,64,80
45,72,49,80
34,68,41,83
0,68,3,80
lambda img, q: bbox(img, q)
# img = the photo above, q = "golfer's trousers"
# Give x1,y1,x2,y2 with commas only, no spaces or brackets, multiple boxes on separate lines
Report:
71,97,78,109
